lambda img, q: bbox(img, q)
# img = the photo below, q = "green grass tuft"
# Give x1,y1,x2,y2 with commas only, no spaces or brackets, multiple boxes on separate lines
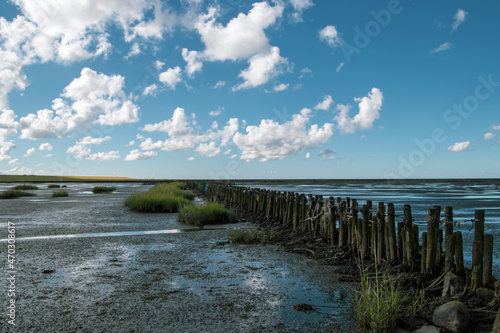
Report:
52,190,69,197
0,190,37,199
229,228,277,244
125,182,193,213
11,184,38,190
125,194,191,213
352,269,406,332
92,186,116,194
48,184,61,188
178,202,237,227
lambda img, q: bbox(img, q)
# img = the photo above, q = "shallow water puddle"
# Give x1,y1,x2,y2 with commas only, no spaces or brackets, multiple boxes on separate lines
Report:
0,227,223,242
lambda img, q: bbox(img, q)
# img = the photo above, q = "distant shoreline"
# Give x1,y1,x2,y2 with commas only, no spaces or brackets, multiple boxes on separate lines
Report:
1,175,499,184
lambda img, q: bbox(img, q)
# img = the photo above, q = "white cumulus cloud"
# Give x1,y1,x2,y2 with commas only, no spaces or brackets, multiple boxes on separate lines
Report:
335,88,383,134
19,68,139,139
66,135,117,161
159,66,182,89
24,147,36,156
289,0,314,22
182,48,203,77
319,25,342,48
39,143,53,151
0,0,177,109
273,83,289,92
196,141,220,157
0,137,16,162
124,149,157,161
86,151,120,161
448,141,470,152
234,47,290,91
430,42,452,54
314,95,334,111
194,2,284,62
452,9,467,31
484,133,495,140
0,109,19,136
233,108,333,162
140,108,237,153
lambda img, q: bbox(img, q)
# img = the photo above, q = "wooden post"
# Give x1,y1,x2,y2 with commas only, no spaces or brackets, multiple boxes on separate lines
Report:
454,231,465,277
403,205,415,268
397,221,403,262
433,206,442,271
444,233,456,273
387,203,397,262
377,202,386,261
471,210,485,291
372,216,378,260
444,206,454,237
293,194,300,230
349,199,358,248
352,211,359,253
421,232,427,273
329,198,337,244
444,206,455,274
361,205,370,258
339,201,347,247
483,234,493,288
426,208,437,275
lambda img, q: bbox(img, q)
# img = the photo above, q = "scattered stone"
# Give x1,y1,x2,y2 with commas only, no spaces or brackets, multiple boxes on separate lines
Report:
432,300,470,333
475,287,495,303
442,272,464,298
42,269,56,274
493,308,500,333
412,325,440,333
292,303,313,312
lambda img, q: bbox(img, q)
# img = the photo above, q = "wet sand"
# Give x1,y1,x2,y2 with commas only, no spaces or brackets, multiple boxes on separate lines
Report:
0,183,360,332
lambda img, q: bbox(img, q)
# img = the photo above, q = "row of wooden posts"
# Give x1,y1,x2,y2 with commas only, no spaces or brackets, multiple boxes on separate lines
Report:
194,182,495,290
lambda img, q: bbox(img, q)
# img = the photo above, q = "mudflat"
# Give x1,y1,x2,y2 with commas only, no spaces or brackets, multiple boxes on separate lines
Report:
0,183,359,332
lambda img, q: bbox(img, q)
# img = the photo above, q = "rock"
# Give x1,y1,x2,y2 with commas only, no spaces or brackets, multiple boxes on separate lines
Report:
432,301,470,333
493,308,500,333
475,287,495,303
42,269,56,274
412,325,440,333
442,272,464,298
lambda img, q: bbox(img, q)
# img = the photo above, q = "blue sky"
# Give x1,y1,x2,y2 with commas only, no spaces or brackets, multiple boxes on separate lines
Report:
0,0,499,179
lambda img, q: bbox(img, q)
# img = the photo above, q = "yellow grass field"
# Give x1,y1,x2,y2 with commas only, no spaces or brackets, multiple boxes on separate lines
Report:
0,175,140,183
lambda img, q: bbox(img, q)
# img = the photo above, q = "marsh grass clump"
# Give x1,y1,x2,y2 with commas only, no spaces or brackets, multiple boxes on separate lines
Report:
52,190,69,197
48,184,61,188
125,194,191,213
229,228,277,244
352,267,406,332
149,182,195,201
178,202,237,227
125,182,193,213
92,186,116,194
0,190,37,199
11,184,38,190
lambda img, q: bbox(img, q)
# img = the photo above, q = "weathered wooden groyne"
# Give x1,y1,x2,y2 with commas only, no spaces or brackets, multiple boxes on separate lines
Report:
190,182,497,292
